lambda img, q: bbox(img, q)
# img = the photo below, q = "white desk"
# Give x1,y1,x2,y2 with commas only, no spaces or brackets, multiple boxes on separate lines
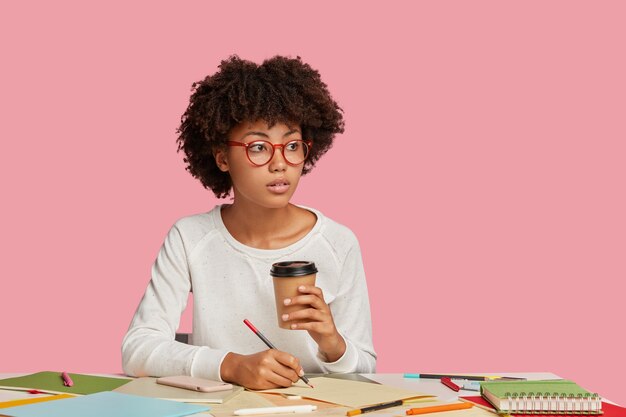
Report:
0,372,587,417
363,372,560,402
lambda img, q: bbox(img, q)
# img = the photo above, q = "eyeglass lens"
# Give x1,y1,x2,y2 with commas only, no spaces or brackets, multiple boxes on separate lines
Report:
247,141,309,165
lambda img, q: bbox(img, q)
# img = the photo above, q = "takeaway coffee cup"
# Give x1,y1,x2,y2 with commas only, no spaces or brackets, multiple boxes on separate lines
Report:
270,261,318,329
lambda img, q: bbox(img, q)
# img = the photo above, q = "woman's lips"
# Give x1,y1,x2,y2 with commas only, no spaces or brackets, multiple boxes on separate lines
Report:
267,179,290,194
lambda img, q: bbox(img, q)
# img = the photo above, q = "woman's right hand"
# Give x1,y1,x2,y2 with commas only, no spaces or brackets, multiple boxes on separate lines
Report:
220,350,304,390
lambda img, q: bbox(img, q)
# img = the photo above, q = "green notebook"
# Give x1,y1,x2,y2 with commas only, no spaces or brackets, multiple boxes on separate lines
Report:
480,380,602,415
0,372,132,395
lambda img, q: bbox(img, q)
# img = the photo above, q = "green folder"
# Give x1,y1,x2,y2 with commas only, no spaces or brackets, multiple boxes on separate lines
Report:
0,371,131,395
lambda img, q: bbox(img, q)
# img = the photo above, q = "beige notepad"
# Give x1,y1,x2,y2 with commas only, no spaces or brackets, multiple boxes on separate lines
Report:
206,392,278,417
259,376,433,408
113,377,243,403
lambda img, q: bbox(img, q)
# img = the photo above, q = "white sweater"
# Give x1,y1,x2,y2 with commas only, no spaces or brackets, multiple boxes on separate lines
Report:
122,205,376,381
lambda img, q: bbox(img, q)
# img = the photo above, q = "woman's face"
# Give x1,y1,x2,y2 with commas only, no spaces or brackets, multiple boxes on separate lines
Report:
215,119,306,210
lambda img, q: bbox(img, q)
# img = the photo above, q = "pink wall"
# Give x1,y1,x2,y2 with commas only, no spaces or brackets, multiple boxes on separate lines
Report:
1,0,624,406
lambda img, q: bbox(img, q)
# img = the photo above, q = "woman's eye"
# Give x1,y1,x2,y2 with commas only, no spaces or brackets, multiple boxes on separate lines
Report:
286,142,300,151
249,143,268,153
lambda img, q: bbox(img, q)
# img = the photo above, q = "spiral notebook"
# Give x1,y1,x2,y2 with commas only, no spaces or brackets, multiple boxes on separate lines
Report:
461,397,626,417
480,380,602,415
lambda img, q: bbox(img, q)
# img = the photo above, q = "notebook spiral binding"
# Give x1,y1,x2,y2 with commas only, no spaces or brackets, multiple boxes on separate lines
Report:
500,391,603,415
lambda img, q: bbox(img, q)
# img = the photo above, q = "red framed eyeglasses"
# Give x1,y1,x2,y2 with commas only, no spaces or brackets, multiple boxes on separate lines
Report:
226,139,312,167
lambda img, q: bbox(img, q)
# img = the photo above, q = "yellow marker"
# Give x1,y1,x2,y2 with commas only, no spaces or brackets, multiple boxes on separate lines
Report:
0,394,75,409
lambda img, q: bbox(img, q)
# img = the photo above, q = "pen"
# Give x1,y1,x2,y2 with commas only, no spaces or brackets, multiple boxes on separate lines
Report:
61,372,73,387
243,319,314,388
404,373,487,381
440,377,460,392
406,402,473,415
346,399,405,416
234,405,317,415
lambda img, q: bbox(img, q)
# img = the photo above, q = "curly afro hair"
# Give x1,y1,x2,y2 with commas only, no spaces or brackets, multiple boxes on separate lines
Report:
176,55,345,198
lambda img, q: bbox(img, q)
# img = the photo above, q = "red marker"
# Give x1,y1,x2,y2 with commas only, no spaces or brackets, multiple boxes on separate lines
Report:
441,377,460,392
61,372,74,387
243,319,314,388
28,390,46,394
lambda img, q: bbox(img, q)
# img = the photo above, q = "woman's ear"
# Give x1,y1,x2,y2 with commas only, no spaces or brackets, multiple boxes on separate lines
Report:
214,148,229,172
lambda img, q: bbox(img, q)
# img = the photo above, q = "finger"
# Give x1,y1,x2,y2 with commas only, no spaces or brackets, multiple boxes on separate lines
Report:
289,321,326,332
297,285,323,298
259,352,300,386
265,366,298,387
285,294,325,309
272,350,303,374
259,361,293,387
283,307,325,323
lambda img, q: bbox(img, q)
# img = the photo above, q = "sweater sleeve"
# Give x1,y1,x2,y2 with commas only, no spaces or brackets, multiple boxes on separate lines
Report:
318,232,376,373
121,224,229,380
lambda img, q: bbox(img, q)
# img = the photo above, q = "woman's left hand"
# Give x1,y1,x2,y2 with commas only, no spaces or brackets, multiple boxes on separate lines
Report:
282,285,346,362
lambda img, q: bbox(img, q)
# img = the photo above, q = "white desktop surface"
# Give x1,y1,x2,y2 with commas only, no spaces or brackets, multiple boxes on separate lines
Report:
363,373,560,402
1,372,591,416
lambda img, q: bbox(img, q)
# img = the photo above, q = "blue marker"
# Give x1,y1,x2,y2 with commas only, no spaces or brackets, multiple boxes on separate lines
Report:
452,380,481,391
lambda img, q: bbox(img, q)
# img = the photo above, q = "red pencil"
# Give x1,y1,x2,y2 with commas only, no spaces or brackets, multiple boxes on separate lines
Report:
243,319,314,388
